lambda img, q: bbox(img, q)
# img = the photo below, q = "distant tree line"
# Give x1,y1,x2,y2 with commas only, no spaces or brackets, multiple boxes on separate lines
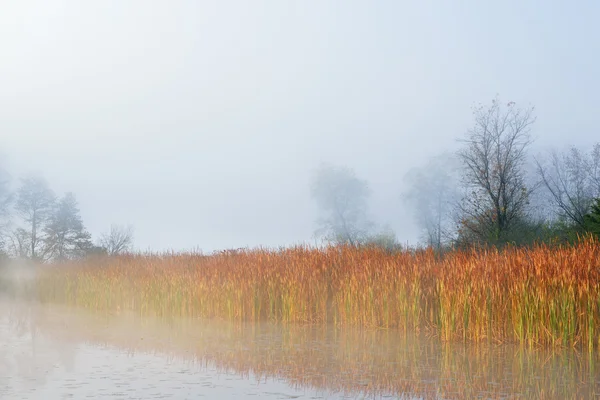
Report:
3,96,597,260
0,171,134,263
311,96,600,251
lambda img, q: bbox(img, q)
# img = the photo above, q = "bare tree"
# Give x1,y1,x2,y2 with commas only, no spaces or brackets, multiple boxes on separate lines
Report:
310,163,373,246
14,176,56,261
457,96,536,244
403,152,460,251
535,143,600,229
98,224,134,255
591,144,600,194
0,162,13,254
7,228,30,259
44,193,94,261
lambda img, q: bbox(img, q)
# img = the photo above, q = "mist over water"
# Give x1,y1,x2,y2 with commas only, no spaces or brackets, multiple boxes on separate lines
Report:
1,298,599,399
2,3,600,399
0,261,37,298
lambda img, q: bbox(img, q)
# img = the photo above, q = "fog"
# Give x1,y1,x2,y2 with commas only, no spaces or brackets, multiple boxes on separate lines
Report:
1,1,599,252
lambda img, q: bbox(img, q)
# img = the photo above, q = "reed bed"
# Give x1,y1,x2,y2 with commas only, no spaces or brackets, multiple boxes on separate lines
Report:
31,237,600,349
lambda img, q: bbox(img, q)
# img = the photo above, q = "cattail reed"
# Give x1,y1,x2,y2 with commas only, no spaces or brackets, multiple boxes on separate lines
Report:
31,237,600,349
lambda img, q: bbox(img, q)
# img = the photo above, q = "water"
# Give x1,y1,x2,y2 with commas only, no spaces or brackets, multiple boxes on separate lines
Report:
1,298,599,399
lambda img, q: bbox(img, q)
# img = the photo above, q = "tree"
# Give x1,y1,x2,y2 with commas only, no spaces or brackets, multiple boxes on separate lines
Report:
535,143,600,229
456,96,536,245
362,225,403,253
0,162,12,255
98,224,134,255
310,163,373,246
403,153,460,251
14,176,56,260
583,198,600,237
44,193,93,261
7,228,29,260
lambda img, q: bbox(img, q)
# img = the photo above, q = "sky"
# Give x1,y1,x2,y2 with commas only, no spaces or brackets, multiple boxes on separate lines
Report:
1,1,599,252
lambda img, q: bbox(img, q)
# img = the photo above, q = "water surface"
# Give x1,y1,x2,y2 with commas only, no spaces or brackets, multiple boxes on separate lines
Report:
1,298,598,399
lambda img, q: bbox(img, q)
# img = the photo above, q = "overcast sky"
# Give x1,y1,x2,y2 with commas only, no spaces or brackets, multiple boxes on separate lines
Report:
1,1,599,252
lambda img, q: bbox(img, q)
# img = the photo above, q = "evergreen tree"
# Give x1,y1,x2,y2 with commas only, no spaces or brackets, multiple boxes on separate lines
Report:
584,198,600,237
44,193,93,261
14,176,55,260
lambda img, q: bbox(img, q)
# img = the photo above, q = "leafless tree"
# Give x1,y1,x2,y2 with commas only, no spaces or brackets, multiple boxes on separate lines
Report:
310,163,373,246
7,228,30,259
403,152,460,251
98,224,134,255
14,175,56,261
457,96,536,244
0,162,12,254
535,143,600,228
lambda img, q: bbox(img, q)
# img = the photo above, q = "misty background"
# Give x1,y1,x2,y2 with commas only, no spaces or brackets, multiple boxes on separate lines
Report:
1,1,599,252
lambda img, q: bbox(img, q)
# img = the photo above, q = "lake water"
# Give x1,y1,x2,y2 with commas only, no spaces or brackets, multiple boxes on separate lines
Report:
1,297,599,399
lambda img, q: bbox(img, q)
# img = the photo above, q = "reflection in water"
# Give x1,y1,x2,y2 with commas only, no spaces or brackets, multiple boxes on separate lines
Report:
1,298,599,399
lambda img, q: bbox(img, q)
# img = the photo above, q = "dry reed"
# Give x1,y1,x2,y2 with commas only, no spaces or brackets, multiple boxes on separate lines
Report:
31,236,600,349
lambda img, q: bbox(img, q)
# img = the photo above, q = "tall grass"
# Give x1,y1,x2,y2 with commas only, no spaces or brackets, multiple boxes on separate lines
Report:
32,236,600,349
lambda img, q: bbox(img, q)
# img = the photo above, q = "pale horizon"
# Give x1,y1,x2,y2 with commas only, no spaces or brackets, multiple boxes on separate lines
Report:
1,1,599,252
